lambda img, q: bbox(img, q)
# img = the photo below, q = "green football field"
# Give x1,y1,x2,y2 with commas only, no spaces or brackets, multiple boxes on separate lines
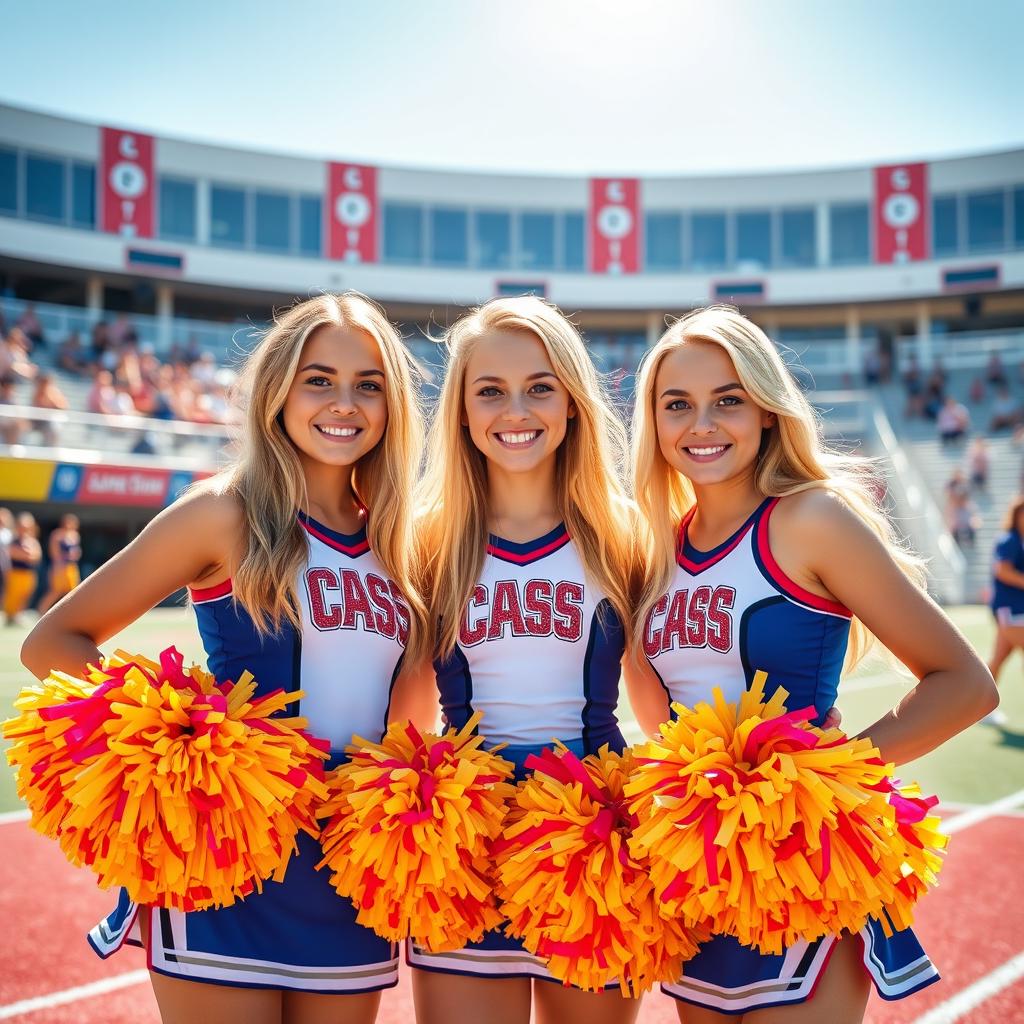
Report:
1,605,1022,813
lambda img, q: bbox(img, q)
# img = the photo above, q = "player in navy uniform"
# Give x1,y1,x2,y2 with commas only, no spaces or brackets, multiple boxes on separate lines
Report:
22,293,427,1024
625,306,997,1022
400,297,640,1024
987,494,1024,722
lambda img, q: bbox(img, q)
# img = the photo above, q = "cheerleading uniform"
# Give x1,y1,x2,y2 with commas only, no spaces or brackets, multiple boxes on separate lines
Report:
50,535,82,595
89,512,408,994
991,529,1024,627
406,524,626,981
644,496,938,1013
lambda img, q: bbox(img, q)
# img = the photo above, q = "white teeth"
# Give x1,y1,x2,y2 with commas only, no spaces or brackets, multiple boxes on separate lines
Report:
318,425,358,437
497,430,539,444
688,445,727,455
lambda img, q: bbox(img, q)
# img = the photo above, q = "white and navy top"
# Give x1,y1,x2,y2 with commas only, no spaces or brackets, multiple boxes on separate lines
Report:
992,529,1024,615
190,511,409,753
434,524,625,753
644,497,851,725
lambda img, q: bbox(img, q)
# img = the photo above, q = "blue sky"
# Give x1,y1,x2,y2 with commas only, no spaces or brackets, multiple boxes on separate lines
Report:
2,0,1021,175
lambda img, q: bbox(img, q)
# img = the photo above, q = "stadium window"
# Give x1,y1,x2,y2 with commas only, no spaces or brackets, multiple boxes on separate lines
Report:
966,190,1006,253
735,210,772,268
474,210,511,268
210,184,247,247
829,202,869,265
645,212,683,270
780,207,816,267
691,211,727,270
519,212,556,270
159,177,197,242
429,207,468,265
298,195,322,257
253,189,291,252
70,162,95,228
0,147,18,214
384,203,424,263
932,194,959,256
25,153,65,222
1015,186,1024,248
562,212,585,271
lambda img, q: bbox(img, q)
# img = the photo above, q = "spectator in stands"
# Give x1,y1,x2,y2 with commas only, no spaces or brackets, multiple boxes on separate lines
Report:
0,377,27,444
192,350,218,389
131,430,158,455
4,511,41,626
112,381,138,416
0,329,38,382
923,367,947,419
986,495,1024,726
989,385,1023,432
56,330,89,375
16,304,45,349
86,369,119,415
986,352,1009,389
108,313,134,348
29,373,70,446
947,489,980,548
968,376,986,405
936,395,970,444
862,347,882,385
148,364,180,420
902,352,924,417
968,436,991,490
90,321,112,365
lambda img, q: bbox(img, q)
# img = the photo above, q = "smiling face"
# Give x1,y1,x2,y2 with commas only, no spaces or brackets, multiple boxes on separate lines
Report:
654,341,775,488
281,323,388,473
462,329,574,476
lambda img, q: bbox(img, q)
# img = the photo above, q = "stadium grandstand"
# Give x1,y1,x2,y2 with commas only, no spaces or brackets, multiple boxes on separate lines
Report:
1,99,1024,604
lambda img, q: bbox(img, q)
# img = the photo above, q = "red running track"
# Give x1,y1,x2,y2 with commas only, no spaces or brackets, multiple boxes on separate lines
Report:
0,815,1021,1023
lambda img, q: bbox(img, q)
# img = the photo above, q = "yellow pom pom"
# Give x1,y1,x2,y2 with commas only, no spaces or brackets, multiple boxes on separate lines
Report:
626,672,947,955
317,712,515,952
3,647,329,911
495,744,706,995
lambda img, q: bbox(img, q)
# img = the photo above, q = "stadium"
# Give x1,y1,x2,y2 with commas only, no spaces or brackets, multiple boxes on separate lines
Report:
1,88,1024,1024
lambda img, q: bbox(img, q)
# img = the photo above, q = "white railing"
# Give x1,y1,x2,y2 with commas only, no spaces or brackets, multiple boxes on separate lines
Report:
895,329,1024,371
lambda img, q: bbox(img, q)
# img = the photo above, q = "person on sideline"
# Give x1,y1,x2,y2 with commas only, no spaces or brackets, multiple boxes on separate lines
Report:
625,307,997,1023
36,513,83,615
985,495,1024,727
22,293,427,1024
5,511,42,626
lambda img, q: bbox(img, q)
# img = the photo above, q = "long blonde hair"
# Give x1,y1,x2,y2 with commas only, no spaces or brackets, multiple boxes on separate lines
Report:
631,305,925,669
418,296,635,660
214,293,426,651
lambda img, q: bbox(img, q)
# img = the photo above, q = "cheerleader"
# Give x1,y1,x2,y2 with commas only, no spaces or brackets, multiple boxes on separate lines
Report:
37,512,83,614
401,296,640,1024
625,306,997,1022
21,293,427,1024
4,511,42,625
986,494,1024,725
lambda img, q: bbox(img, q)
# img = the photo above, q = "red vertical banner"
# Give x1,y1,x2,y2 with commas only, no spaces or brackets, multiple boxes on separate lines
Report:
99,127,155,238
327,163,378,262
589,178,640,273
873,162,929,264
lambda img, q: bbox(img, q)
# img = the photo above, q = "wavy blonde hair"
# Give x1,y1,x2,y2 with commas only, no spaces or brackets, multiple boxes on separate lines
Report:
211,293,426,653
418,296,636,660
631,305,925,669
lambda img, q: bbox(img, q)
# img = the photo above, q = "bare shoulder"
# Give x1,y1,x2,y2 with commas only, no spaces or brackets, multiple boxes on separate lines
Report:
160,483,245,536
771,488,868,547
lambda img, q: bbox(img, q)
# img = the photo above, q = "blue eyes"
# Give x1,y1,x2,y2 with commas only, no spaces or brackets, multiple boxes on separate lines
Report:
478,383,555,398
665,395,742,412
305,376,382,392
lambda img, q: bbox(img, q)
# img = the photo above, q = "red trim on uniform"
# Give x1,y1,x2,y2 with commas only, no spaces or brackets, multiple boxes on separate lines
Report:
676,505,756,574
300,517,370,556
189,579,233,603
487,530,570,565
756,499,852,617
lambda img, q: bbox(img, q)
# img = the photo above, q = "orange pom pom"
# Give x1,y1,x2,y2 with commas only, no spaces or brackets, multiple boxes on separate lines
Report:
4,647,329,910
317,712,515,952
495,744,706,994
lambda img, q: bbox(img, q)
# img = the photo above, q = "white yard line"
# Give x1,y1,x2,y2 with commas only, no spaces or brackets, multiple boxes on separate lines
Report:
0,970,149,1020
0,809,29,825
942,787,1024,834
911,951,1024,1023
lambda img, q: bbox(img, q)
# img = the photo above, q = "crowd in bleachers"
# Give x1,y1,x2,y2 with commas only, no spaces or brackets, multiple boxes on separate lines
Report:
0,305,236,447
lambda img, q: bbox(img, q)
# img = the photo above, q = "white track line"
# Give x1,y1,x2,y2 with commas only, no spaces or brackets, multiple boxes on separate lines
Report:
0,810,29,825
911,951,1024,1023
942,787,1024,834
0,970,149,1020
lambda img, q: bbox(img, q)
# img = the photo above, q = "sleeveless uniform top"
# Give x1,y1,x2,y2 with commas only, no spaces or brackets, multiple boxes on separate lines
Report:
56,536,81,564
644,497,851,725
191,510,408,752
434,524,624,754
991,529,1024,616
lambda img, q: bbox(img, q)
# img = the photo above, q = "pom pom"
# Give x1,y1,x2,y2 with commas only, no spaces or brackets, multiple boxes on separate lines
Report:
626,672,947,955
4,647,329,910
494,744,706,994
317,711,515,952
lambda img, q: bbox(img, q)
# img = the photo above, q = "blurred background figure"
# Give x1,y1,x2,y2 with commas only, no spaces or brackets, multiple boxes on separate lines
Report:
0,506,13,616
29,372,69,445
4,511,41,625
36,512,82,615
987,495,1024,726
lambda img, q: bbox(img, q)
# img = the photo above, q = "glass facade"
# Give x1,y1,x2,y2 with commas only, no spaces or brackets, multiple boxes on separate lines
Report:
159,177,196,242
562,212,585,271
736,210,772,268
71,163,95,228
965,190,1005,252
253,190,291,252
0,147,16,213
1016,187,1024,248
691,212,727,270
383,203,423,262
932,195,959,256
474,210,511,268
519,212,556,269
430,207,468,265
299,195,322,257
829,203,869,265
210,185,246,246
25,153,65,222
645,212,683,270
780,208,816,267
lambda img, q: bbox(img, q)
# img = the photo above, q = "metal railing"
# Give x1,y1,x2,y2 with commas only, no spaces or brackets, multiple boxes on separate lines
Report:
895,328,1024,371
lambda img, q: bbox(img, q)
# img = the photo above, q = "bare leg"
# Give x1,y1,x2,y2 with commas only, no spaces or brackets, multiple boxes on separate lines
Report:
988,627,1015,683
534,979,642,1024
150,972,282,1024
411,969,531,1024
283,989,382,1024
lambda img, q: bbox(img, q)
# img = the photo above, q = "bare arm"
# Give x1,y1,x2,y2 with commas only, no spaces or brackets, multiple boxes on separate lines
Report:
994,560,1024,589
387,658,441,732
21,490,241,679
622,650,672,739
778,492,997,766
